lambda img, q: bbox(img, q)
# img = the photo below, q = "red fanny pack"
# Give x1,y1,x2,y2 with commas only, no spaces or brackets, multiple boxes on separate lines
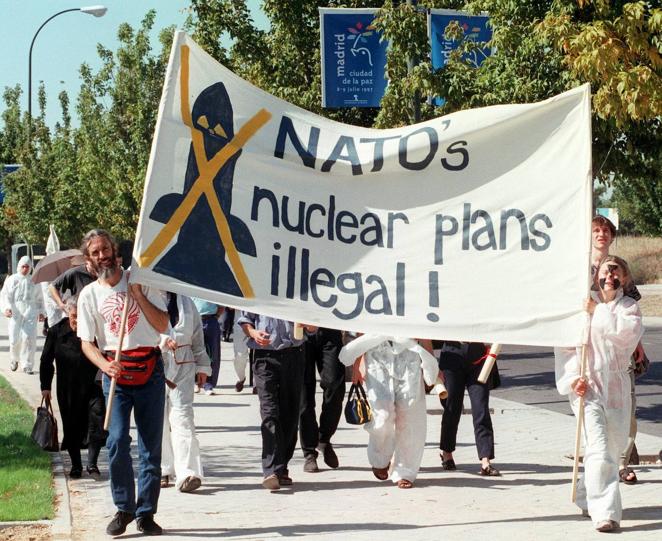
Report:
104,347,159,386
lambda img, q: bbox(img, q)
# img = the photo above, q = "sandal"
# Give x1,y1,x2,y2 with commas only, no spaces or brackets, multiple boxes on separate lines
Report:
479,465,500,476
160,475,170,488
372,465,390,481
619,467,637,485
441,458,456,471
397,479,413,489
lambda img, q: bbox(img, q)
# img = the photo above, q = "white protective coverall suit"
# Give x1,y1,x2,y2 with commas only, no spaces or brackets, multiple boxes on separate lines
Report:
555,290,642,527
1,256,44,372
161,294,212,491
232,319,250,383
340,335,438,483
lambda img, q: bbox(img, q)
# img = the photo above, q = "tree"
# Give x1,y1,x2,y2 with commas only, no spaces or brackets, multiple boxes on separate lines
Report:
188,1,661,233
2,2,659,240
187,0,382,127
73,11,174,240
0,11,174,247
539,0,662,234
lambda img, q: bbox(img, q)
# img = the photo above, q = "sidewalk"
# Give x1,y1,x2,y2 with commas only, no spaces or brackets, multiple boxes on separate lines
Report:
1,321,661,540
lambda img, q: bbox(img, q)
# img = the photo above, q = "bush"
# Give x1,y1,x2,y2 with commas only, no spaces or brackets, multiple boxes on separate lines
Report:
612,236,662,284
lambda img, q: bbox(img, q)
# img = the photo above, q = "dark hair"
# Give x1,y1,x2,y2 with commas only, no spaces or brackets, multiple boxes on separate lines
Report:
80,229,118,257
591,215,617,237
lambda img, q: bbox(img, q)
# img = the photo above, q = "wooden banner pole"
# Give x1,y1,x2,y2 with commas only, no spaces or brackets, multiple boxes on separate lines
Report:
571,343,588,502
103,286,132,431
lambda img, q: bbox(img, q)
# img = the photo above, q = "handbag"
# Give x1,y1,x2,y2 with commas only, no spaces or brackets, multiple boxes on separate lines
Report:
103,347,160,386
31,397,59,452
344,383,372,425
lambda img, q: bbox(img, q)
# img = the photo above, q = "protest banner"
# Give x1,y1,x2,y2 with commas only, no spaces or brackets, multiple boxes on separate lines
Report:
132,32,592,347
319,8,388,108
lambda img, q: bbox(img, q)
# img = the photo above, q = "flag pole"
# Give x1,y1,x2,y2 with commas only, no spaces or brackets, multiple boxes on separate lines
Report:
103,286,132,431
571,343,588,502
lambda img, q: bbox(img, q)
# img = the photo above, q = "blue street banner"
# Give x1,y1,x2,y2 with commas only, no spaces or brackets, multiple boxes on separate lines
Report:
0,164,21,204
428,9,492,104
319,8,388,108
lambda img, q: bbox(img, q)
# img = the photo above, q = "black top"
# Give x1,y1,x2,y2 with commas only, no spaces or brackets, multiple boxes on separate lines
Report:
52,265,95,298
39,320,97,391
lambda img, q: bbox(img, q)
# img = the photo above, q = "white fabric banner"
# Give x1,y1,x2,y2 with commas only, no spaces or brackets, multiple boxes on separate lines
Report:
132,32,592,347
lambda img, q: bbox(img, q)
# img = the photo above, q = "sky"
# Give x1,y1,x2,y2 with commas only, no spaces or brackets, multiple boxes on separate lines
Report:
0,1,265,128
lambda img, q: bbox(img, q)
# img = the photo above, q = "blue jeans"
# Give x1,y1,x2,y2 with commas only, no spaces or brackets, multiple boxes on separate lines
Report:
102,358,165,517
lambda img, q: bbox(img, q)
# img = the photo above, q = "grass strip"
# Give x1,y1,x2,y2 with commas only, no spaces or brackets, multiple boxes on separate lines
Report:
0,375,55,521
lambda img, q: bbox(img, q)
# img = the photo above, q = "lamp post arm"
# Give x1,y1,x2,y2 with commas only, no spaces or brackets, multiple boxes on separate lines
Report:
28,8,81,118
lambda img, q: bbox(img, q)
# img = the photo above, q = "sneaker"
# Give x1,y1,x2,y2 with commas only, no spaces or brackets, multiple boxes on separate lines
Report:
10,361,18,371
106,510,134,536
303,454,319,473
319,442,339,469
136,515,163,536
194,384,200,393
235,378,245,392
262,473,280,491
24,369,34,375
86,465,101,480
204,387,214,396
69,467,82,479
179,475,201,493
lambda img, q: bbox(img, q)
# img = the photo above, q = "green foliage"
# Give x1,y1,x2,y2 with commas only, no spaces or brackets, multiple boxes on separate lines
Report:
0,11,172,247
0,2,660,240
0,375,54,521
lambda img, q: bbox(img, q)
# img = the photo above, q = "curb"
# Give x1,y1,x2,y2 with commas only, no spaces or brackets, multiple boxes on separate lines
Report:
51,451,73,540
643,316,662,328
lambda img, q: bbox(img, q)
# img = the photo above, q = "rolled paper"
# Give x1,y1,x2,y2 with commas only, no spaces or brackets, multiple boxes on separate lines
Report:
293,323,304,340
433,376,448,399
477,343,502,384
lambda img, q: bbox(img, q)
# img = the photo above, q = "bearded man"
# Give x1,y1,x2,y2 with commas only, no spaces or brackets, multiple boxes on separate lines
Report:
76,229,169,537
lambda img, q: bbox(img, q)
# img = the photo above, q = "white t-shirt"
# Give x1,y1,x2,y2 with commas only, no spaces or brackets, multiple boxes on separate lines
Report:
77,272,167,351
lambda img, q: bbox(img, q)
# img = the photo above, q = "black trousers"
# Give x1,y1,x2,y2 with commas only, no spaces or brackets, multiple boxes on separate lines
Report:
439,353,495,460
299,329,345,457
253,346,305,476
220,308,235,338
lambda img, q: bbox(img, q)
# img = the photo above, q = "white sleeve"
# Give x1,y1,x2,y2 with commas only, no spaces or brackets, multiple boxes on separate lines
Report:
34,284,45,314
591,299,643,353
0,276,14,312
142,286,167,312
0,276,10,312
76,290,97,343
554,346,581,396
191,308,212,375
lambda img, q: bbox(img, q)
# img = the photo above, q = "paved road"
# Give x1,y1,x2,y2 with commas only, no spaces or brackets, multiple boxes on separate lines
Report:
493,319,662,440
2,315,662,539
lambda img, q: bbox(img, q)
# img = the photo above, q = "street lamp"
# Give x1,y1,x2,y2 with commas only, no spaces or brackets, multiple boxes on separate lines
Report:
28,5,108,119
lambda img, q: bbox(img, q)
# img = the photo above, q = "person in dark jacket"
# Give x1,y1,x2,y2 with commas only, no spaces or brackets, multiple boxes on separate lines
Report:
40,297,106,479
438,341,500,476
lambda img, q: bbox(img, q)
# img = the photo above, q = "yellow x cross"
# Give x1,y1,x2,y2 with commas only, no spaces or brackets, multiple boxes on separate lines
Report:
138,45,271,298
